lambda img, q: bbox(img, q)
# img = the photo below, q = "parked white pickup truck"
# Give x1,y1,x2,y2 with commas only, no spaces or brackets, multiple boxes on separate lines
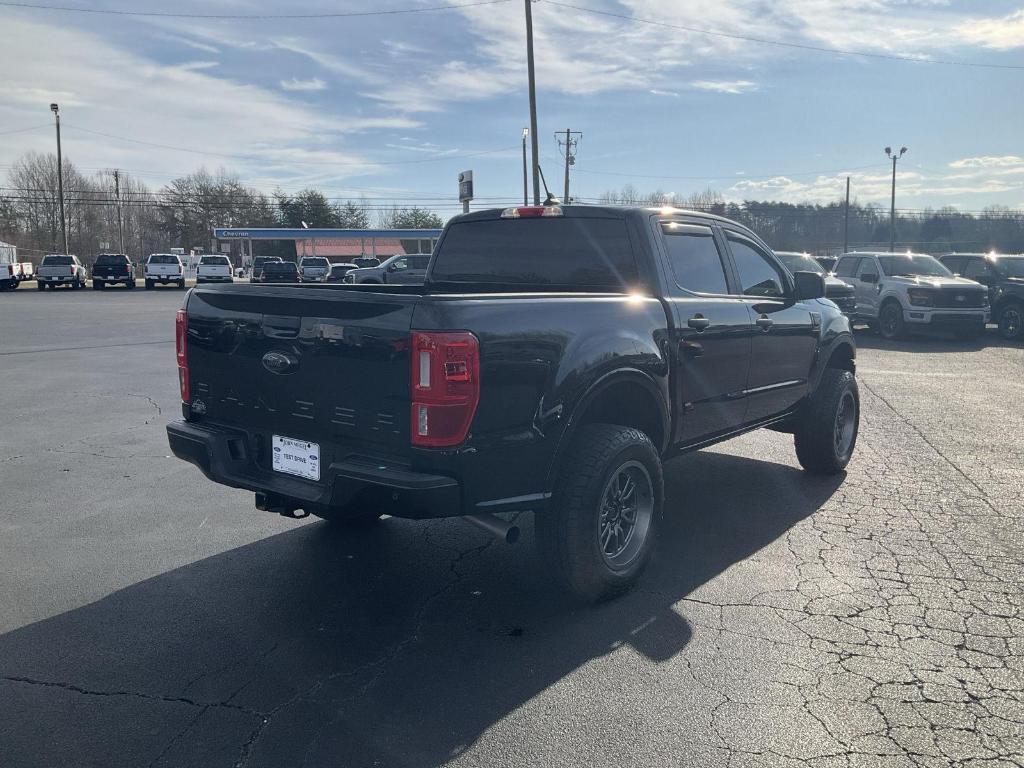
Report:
1,241,34,291
196,254,233,284
145,253,185,290
36,254,87,290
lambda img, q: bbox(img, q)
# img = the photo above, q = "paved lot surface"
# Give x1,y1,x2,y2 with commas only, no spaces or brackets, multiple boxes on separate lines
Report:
2,287,1023,768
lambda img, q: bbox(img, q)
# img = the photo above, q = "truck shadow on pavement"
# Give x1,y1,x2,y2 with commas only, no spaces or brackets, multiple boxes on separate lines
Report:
852,326,1015,353
0,451,844,768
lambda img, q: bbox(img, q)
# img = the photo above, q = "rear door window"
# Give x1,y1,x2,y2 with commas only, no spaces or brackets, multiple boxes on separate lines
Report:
962,258,992,280
660,223,729,295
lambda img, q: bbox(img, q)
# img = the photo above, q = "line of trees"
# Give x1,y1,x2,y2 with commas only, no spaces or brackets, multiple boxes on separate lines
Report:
0,152,445,262
4,152,1023,261
599,186,1024,254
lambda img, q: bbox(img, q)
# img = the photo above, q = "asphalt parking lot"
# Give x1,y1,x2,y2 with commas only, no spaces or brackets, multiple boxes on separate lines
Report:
1,287,1022,768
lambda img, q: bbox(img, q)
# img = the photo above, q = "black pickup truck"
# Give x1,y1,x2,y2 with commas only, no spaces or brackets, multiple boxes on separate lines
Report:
91,253,136,289
168,205,858,601
939,253,1024,340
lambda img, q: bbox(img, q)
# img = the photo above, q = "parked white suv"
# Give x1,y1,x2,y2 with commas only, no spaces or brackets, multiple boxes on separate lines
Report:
834,251,989,339
144,253,185,290
196,254,233,284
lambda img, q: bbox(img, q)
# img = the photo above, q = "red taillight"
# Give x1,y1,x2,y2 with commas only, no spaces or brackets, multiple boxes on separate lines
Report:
410,331,479,448
175,309,190,403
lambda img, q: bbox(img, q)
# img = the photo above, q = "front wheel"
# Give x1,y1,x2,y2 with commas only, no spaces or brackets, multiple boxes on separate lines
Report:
997,301,1023,341
536,423,663,603
795,369,859,475
878,301,905,340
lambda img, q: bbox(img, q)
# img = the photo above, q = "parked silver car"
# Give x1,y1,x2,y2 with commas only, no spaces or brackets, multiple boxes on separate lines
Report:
344,254,430,284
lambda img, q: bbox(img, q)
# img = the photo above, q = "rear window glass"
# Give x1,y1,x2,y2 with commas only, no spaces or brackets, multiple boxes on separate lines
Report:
301,257,329,267
200,256,229,265
432,217,637,288
265,262,298,272
94,254,128,265
148,254,181,265
42,255,74,265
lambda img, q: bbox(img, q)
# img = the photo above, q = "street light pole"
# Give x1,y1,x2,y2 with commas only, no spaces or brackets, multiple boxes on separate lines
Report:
524,0,540,205
522,128,529,206
50,103,68,254
885,146,907,253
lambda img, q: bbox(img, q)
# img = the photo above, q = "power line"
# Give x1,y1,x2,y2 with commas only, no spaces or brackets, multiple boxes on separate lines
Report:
0,0,511,19
545,0,1024,71
0,123,51,136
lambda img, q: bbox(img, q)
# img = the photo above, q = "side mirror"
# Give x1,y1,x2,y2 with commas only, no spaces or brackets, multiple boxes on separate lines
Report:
861,272,878,284
793,271,826,301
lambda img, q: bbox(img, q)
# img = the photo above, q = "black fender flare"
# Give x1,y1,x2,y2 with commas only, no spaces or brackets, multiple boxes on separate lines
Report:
543,367,670,495
809,332,856,393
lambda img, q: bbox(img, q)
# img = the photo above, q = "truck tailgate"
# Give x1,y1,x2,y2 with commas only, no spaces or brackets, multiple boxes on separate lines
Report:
185,285,419,458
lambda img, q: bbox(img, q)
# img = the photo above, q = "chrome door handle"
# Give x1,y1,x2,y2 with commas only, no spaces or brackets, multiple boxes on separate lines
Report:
756,314,774,331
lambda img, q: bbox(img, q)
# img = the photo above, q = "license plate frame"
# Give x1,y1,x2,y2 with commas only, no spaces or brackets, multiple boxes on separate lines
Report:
271,435,320,481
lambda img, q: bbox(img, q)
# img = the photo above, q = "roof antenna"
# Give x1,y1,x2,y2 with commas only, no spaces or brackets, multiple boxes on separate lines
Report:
538,165,560,206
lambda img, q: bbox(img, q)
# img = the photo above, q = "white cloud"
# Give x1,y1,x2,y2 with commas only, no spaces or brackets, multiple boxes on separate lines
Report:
649,89,680,97
949,155,1024,169
690,79,758,95
279,77,327,92
0,16,412,191
956,9,1024,50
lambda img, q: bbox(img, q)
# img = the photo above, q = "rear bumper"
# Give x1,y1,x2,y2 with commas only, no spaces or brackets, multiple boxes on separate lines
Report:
167,419,462,519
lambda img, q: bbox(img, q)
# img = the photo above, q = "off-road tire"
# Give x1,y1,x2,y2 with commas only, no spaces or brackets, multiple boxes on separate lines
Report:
536,423,663,603
795,368,859,475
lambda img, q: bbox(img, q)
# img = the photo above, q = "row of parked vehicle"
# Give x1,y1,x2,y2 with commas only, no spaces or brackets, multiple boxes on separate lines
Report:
249,254,430,285
777,250,1023,341
31,252,192,290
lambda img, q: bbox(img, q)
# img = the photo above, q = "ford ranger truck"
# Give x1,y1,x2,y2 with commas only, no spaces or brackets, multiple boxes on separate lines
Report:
167,205,859,602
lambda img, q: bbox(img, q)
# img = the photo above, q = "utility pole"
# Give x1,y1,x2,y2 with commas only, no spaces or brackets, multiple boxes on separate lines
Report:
843,176,850,254
521,128,529,206
885,146,907,252
50,103,68,254
113,169,125,254
556,129,581,202
524,0,540,205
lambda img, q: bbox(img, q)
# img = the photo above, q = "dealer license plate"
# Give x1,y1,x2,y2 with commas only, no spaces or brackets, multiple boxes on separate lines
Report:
272,435,320,481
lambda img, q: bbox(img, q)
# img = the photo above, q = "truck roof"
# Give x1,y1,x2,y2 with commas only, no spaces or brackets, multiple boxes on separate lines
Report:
453,204,740,227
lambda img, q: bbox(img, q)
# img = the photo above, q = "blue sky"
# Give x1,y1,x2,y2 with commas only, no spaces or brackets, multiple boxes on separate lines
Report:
1,0,1023,216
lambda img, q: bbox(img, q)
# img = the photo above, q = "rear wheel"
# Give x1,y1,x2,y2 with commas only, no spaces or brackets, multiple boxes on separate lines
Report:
145,279,153,290
997,301,1023,341
536,423,663,603
878,300,905,340
178,279,186,289
795,368,859,475
93,280,103,290
37,282,45,291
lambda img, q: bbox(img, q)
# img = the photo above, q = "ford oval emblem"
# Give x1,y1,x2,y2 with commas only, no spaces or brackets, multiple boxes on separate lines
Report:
262,351,298,375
